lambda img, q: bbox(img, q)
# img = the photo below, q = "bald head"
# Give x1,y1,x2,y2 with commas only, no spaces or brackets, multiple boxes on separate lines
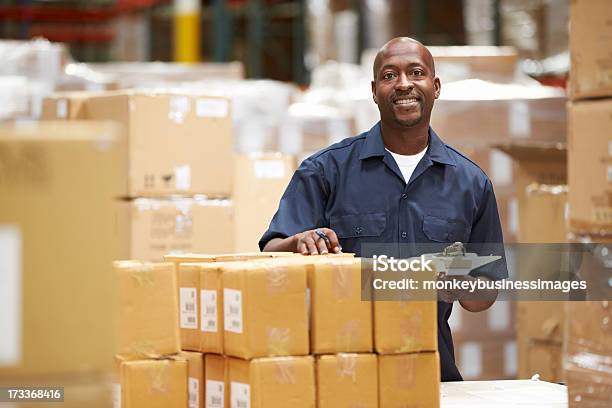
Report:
373,37,435,80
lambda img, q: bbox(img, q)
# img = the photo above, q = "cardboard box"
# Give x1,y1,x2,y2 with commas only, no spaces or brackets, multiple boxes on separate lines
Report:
178,262,226,354
179,351,204,408
0,121,125,379
228,356,315,408
222,259,309,359
86,91,233,197
374,300,437,354
431,93,566,145
317,353,378,408
378,352,440,408
204,354,228,408
311,258,372,353
41,91,93,120
117,359,188,408
234,153,296,252
569,0,612,100
524,342,563,383
178,266,200,351
566,365,612,408
164,251,296,264
114,261,180,359
454,338,517,381
120,197,235,261
568,100,612,235
493,141,567,243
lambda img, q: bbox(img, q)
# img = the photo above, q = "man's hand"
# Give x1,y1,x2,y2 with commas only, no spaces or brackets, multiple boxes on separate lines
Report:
263,228,342,255
294,228,342,255
437,274,497,312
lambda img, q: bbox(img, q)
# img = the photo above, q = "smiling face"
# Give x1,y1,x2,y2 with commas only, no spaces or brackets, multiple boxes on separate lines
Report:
371,38,441,128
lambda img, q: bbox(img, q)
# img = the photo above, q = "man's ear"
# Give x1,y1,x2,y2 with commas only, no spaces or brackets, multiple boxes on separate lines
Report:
434,77,441,99
371,80,378,104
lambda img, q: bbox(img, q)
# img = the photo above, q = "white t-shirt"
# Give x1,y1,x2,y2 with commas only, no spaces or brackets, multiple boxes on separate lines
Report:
387,146,428,184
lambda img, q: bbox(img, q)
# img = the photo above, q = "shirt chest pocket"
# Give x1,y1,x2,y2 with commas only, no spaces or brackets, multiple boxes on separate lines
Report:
330,212,387,238
422,215,471,243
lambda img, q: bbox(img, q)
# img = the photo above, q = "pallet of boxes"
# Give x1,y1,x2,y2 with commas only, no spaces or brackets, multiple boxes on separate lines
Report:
564,0,612,406
112,252,443,408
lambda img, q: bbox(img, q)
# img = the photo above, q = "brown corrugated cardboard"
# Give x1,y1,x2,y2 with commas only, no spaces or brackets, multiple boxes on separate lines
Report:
454,338,517,381
178,266,200,351
524,342,563,382
0,121,125,379
374,300,437,354
429,46,519,82
569,0,612,100
222,259,309,359
41,91,93,120
568,100,612,235
86,91,233,197
179,351,204,408
233,153,296,252
228,356,315,408
493,141,567,243
114,261,180,359
565,301,612,407
378,352,440,408
118,359,188,408
164,252,296,264
431,96,566,145
317,354,378,408
311,258,372,353
121,197,235,261
204,354,228,408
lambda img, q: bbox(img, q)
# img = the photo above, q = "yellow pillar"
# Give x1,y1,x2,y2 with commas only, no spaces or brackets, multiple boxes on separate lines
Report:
174,0,201,63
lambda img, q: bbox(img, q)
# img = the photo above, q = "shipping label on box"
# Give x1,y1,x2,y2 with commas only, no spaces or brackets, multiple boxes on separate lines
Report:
178,265,200,351
179,351,204,408
205,354,227,408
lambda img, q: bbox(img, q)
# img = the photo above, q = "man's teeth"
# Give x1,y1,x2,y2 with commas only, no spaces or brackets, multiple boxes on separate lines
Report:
394,98,419,105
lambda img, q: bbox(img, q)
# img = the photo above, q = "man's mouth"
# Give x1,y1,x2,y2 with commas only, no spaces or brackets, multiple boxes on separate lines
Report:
392,96,421,106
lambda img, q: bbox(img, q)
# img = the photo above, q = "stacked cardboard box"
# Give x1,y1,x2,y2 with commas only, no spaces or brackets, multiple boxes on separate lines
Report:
42,90,236,260
0,121,126,407
566,3,612,403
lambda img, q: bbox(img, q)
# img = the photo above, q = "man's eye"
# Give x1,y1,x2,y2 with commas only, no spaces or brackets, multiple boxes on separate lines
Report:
383,72,395,80
413,70,424,76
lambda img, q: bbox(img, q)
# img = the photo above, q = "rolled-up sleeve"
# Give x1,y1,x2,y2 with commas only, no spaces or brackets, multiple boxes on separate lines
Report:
468,179,508,280
259,157,330,250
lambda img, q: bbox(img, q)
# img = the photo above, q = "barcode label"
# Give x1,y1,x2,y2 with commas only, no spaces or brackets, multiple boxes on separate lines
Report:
230,382,250,408
188,377,199,408
201,289,218,333
223,289,243,333
180,287,198,329
206,380,224,408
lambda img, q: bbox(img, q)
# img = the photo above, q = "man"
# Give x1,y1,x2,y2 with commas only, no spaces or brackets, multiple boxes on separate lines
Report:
260,37,507,381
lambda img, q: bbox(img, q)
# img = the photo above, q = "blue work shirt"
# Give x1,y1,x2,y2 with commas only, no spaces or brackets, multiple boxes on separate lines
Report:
260,122,507,381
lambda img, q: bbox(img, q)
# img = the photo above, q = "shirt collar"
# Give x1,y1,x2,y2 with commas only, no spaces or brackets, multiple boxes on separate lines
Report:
359,121,456,167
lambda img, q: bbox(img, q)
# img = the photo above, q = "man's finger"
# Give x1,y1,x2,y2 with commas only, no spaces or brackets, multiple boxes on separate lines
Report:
305,237,319,255
297,240,309,255
321,228,342,253
313,231,328,254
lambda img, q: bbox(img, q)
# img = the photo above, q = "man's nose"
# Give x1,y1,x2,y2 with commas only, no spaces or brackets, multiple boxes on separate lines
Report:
395,72,414,91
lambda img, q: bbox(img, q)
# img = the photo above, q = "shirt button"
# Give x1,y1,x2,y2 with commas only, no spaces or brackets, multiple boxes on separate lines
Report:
355,227,363,235
401,232,407,238
401,193,408,199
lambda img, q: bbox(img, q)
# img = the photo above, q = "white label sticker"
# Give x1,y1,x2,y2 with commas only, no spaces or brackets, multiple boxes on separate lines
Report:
201,289,218,333
230,382,250,408
188,377,199,408
180,287,198,329
169,96,191,123
487,301,510,331
224,288,243,333
509,101,530,138
112,383,121,408
254,160,285,179
206,380,225,408
0,225,21,367
504,341,518,376
196,98,229,118
56,98,68,119
459,342,482,380
175,165,192,191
